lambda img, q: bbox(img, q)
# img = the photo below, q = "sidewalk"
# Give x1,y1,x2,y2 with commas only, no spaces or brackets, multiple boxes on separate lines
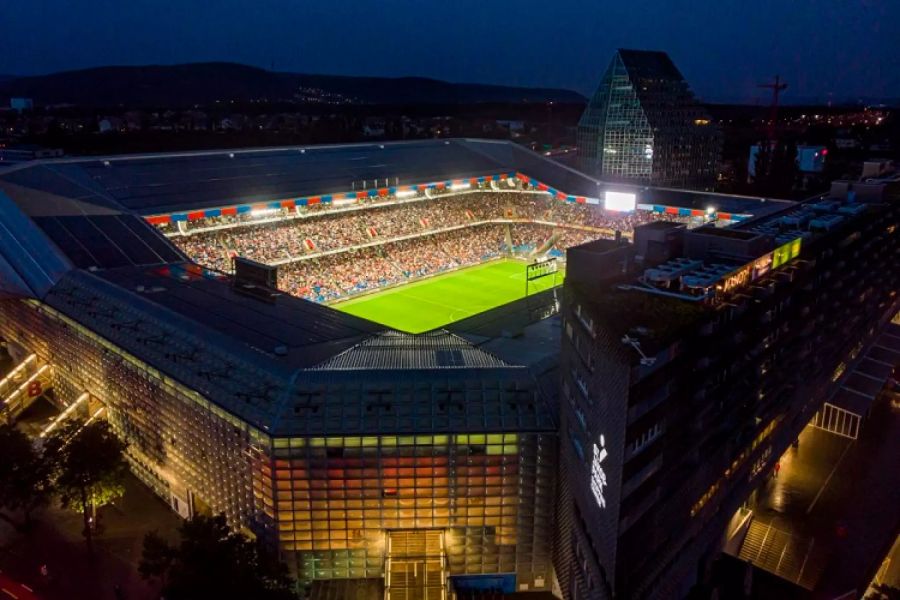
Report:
748,393,900,597
0,471,182,600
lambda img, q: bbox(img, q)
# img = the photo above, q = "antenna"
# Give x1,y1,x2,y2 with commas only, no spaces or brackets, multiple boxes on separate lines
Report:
758,75,788,142
621,335,656,366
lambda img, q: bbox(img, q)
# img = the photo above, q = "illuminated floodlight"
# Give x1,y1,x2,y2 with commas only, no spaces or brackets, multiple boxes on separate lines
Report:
450,182,471,191
604,190,636,212
250,208,278,218
706,206,716,215
395,190,417,199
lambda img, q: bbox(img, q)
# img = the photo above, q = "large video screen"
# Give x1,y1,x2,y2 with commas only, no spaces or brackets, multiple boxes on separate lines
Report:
604,190,637,212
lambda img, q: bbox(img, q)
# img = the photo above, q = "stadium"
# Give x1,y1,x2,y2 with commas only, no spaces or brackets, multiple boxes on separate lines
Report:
0,139,786,598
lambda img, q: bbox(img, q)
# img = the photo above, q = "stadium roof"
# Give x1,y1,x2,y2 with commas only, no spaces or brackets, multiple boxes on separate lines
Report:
0,138,789,224
0,138,791,434
0,140,514,216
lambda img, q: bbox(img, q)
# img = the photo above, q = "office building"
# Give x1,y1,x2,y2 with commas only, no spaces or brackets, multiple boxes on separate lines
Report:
556,179,899,598
577,49,722,190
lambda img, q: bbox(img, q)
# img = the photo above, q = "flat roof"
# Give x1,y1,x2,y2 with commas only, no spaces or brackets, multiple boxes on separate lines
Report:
0,138,808,432
2,140,509,215
95,263,381,370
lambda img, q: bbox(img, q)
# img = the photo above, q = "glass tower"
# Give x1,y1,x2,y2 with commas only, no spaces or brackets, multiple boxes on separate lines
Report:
577,50,721,191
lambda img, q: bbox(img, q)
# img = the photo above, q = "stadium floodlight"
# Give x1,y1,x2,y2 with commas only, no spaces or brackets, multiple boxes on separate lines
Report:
706,206,716,214
450,182,471,191
604,191,637,212
395,190,417,199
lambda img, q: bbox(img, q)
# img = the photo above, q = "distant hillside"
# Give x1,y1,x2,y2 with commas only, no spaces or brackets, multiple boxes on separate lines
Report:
0,62,585,108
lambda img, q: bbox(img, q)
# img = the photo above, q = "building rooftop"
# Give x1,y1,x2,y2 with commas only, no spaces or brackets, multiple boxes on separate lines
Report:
617,49,685,82
0,138,811,434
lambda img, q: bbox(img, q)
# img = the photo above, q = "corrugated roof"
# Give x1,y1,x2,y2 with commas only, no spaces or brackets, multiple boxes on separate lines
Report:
312,330,511,370
42,266,553,435
4,140,507,215
0,168,185,270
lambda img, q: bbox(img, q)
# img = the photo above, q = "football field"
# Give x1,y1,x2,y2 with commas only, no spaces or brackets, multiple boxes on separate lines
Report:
334,259,563,333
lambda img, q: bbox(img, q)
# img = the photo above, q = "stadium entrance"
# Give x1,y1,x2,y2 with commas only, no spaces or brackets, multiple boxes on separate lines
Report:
385,529,447,600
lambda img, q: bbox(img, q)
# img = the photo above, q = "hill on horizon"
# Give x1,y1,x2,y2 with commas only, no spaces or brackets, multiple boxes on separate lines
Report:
0,62,586,108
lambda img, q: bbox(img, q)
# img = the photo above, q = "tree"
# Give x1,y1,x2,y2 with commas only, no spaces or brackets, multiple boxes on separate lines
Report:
0,424,53,530
140,514,297,600
44,419,128,553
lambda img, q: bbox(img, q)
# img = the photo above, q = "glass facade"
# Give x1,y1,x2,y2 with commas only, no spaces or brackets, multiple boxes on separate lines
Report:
265,433,555,586
578,54,654,182
0,294,557,592
578,50,721,190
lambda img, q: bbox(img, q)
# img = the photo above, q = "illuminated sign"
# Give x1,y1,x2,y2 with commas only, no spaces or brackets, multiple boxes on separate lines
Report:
719,237,802,294
590,435,608,509
772,237,802,269
604,191,637,212
526,257,559,281
721,264,752,293
752,252,773,280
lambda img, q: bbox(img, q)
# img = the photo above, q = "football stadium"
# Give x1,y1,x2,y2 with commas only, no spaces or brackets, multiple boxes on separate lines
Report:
0,139,786,598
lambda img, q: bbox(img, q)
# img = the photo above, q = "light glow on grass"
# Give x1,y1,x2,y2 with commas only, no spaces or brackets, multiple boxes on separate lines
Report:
334,259,563,333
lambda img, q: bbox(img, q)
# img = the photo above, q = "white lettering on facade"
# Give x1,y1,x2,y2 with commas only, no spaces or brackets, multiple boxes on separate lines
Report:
590,435,608,509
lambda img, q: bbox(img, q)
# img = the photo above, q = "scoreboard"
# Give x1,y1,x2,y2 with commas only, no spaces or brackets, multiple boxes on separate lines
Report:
526,257,559,281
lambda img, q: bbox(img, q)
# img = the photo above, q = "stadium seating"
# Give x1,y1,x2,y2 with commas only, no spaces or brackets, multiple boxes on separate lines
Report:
165,190,687,302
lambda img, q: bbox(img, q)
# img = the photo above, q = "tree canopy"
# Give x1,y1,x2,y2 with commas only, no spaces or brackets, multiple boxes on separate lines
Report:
44,419,128,550
140,514,297,600
0,424,53,530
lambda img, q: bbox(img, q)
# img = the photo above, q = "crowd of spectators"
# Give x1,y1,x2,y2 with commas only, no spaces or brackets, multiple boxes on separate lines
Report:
160,187,702,303
168,191,683,273
276,223,596,303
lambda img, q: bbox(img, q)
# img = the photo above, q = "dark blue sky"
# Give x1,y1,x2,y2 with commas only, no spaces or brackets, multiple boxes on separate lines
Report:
3,0,898,102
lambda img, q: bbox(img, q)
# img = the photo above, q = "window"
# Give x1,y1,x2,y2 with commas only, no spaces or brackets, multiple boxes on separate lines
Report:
571,368,590,402
627,423,663,458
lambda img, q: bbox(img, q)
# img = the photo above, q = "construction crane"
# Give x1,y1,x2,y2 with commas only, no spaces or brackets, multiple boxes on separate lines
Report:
758,75,788,142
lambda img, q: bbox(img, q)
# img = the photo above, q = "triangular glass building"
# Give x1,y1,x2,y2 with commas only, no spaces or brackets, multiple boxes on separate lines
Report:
577,49,722,190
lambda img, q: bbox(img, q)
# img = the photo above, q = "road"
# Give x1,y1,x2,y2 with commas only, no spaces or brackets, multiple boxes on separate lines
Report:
0,571,40,600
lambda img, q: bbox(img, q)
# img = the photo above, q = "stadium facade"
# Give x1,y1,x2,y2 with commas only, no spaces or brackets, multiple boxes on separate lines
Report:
577,49,722,191
0,138,894,599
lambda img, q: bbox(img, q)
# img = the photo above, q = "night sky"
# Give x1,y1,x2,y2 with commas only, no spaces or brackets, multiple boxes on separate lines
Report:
3,0,898,102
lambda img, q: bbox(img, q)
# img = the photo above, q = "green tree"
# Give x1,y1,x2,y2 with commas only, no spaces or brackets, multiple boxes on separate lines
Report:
44,419,128,553
140,514,297,600
0,424,53,530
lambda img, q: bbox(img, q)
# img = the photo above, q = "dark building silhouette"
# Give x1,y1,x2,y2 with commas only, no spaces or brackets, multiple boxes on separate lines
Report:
555,184,899,598
578,49,722,190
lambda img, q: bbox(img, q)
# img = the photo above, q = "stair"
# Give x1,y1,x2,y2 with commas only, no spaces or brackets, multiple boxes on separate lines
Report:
737,518,823,590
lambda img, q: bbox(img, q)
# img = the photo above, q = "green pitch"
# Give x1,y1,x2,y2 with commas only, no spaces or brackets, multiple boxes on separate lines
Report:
334,259,563,333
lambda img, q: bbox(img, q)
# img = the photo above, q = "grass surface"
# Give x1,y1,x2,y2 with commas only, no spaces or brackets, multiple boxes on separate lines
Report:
334,259,563,333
